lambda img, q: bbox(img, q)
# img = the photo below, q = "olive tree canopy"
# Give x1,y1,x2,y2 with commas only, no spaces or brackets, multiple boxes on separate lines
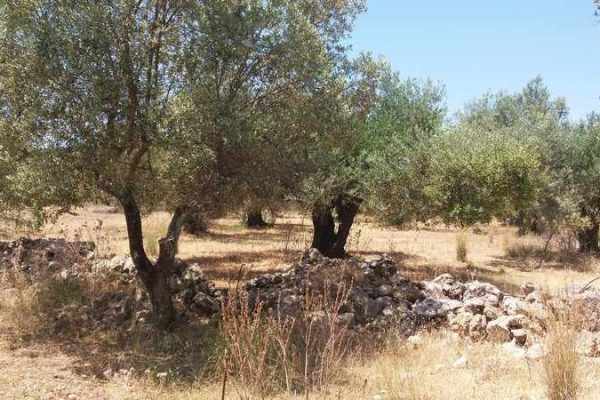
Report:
0,0,365,327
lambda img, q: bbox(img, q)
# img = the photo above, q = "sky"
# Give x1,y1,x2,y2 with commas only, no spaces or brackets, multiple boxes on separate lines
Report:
350,0,599,120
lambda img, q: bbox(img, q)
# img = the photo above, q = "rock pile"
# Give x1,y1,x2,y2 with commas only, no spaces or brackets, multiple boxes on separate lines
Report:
246,248,424,335
5,238,600,352
0,237,95,277
244,249,554,345
0,238,221,330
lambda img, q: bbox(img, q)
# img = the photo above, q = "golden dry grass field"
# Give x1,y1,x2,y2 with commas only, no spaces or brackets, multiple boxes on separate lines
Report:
2,206,600,400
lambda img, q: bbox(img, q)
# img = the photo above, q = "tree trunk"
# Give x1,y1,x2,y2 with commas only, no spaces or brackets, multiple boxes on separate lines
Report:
310,195,361,259
578,223,599,253
329,196,361,258
311,202,336,255
246,207,267,228
119,192,187,330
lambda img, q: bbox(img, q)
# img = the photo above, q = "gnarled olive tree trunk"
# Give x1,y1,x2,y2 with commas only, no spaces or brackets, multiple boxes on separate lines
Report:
119,193,189,329
246,207,268,228
311,194,361,258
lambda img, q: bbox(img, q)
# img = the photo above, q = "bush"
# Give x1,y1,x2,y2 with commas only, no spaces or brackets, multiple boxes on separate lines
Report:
3,274,88,337
504,242,544,259
220,285,351,396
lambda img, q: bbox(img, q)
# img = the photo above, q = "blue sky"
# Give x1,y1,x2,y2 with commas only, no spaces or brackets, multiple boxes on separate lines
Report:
351,0,599,120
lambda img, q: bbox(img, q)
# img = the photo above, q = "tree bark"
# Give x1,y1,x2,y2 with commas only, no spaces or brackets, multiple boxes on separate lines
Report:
329,195,361,258
310,195,361,259
119,192,188,329
246,207,268,228
311,202,336,255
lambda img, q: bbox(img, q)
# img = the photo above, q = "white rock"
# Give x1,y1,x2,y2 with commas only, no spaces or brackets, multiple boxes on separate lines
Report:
526,343,545,360
503,340,526,359
452,356,468,369
502,296,528,315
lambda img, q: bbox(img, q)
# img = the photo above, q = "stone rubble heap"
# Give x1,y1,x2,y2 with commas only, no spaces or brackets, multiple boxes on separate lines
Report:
4,238,600,354
0,238,221,330
0,237,95,277
246,248,600,354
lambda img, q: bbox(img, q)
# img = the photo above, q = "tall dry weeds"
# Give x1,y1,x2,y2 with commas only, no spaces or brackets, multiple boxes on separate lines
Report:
543,308,580,400
220,284,352,397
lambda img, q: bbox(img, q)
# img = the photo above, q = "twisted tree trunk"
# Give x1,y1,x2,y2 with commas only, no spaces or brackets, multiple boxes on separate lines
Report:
311,202,336,255
119,192,188,329
246,207,268,228
311,194,361,259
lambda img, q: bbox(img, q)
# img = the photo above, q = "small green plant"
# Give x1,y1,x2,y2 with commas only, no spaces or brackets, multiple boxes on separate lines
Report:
456,232,468,262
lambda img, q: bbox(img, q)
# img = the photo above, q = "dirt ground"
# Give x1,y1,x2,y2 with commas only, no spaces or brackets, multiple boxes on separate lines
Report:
2,207,600,400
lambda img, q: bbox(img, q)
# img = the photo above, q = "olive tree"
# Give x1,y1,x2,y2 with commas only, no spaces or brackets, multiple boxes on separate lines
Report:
423,126,544,227
300,55,446,257
362,72,446,226
0,0,363,327
568,113,600,252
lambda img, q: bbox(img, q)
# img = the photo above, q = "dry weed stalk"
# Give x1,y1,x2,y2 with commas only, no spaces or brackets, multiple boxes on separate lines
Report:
543,305,580,400
220,283,352,397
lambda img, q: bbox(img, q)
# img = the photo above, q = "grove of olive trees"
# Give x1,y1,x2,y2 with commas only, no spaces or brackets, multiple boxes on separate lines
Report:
1,0,600,333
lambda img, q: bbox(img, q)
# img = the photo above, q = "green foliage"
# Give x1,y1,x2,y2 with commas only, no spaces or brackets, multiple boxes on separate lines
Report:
362,70,446,224
0,0,366,234
425,127,543,226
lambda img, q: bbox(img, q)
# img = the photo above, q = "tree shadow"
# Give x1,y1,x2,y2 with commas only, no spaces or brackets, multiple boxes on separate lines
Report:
186,250,301,282
9,318,223,384
489,252,594,273
185,223,309,244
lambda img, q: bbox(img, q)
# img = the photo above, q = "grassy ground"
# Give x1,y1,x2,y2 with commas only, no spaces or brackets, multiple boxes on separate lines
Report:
2,207,600,399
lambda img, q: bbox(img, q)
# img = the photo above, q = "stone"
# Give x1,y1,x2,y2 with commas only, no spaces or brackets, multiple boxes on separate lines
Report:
378,284,393,297
463,298,485,314
525,291,543,304
486,315,526,342
339,312,355,326
413,298,449,320
526,343,545,360
502,296,528,315
448,312,474,335
511,329,528,346
463,281,503,306
191,292,220,314
503,340,526,359
483,305,502,321
452,356,468,369
468,314,487,340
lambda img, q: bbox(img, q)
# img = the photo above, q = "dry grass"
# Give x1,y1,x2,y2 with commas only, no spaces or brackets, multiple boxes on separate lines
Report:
541,302,582,400
220,285,351,397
